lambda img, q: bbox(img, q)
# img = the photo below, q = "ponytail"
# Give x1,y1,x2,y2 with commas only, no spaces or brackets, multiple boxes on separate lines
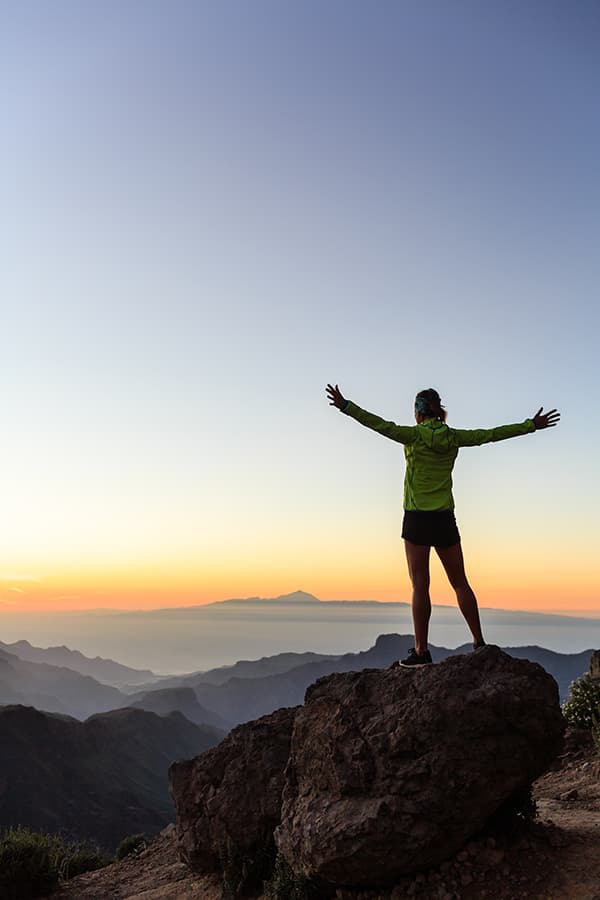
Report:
415,388,447,423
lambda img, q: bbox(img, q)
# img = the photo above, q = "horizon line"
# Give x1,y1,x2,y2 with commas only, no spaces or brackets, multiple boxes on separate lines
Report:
1,593,600,622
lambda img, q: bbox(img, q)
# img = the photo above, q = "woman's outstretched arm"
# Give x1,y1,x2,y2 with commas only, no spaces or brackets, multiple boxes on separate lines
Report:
452,406,560,447
326,384,417,444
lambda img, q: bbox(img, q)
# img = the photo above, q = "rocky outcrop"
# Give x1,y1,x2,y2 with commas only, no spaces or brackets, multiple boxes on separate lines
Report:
169,706,297,872
276,646,565,886
589,650,600,681
170,646,564,890
43,722,600,900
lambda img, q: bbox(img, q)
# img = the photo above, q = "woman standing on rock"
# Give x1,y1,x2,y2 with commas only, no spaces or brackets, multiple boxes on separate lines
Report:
326,384,560,667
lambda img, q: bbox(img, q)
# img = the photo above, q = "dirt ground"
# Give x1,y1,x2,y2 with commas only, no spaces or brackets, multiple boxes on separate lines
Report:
53,731,600,900
51,827,222,900
530,733,600,900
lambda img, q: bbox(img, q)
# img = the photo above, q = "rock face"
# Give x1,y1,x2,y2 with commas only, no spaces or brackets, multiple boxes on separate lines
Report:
169,706,297,872
169,647,564,890
275,646,565,886
589,650,600,681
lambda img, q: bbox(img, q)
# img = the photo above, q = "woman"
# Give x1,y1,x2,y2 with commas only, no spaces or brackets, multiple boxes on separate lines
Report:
326,384,560,667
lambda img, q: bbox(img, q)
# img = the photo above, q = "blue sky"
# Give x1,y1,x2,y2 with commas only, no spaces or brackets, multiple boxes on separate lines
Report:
0,1,598,613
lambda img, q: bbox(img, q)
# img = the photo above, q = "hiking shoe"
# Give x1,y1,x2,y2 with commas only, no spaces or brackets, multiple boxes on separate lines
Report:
398,648,433,667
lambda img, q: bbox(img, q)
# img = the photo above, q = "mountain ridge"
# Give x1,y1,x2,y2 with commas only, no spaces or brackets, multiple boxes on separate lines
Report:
130,634,593,728
2,630,594,730
0,646,126,719
0,703,223,850
33,592,598,618
0,638,162,687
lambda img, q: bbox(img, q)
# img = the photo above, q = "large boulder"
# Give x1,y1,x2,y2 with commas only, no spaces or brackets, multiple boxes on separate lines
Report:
169,706,297,872
275,646,564,887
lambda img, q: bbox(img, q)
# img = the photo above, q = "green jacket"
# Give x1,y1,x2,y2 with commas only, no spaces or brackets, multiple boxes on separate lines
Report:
342,400,536,511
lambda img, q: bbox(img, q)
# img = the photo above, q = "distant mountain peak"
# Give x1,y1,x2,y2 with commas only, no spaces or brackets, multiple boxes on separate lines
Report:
214,590,322,607
272,591,321,603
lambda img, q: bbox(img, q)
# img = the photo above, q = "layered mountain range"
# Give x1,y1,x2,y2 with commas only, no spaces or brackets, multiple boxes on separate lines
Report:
0,624,594,851
0,639,161,688
0,632,592,727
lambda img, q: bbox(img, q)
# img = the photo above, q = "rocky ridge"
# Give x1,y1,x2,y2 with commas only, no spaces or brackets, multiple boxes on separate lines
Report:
169,646,564,890
54,734,600,900
55,669,600,900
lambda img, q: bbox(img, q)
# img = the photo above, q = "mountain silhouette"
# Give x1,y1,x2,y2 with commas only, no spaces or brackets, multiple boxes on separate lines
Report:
0,704,223,850
0,639,161,688
0,646,125,719
131,634,592,727
126,686,232,731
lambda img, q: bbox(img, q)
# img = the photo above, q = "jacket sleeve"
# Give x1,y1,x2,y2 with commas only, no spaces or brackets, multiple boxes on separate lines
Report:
450,420,536,447
341,401,417,444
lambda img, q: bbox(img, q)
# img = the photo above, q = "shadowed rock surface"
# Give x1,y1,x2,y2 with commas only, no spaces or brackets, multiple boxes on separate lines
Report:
275,645,565,886
169,647,564,890
55,728,600,900
169,706,297,872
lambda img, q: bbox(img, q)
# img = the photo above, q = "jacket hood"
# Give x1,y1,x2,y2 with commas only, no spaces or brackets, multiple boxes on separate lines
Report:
416,418,453,452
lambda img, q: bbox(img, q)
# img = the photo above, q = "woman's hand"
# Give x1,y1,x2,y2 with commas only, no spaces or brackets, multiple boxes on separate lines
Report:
326,383,347,410
532,407,560,429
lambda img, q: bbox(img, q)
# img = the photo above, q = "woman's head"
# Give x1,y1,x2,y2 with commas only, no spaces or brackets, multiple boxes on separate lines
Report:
414,388,447,423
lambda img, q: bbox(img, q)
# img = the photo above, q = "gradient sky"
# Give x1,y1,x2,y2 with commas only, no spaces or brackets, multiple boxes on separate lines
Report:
1,1,598,615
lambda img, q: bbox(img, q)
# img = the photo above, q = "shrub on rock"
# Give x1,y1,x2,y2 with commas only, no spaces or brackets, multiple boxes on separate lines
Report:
562,673,600,730
116,833,147,860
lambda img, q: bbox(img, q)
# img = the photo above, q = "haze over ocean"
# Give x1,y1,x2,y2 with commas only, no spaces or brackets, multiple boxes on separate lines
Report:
0,595,598,674
1,4,598,624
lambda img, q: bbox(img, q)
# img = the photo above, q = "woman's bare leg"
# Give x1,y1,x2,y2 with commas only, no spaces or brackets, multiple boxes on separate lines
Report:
435,542,484,646
404,541,432,655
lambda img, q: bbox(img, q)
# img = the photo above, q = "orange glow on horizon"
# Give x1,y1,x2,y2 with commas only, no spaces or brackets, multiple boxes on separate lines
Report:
0,557,597,616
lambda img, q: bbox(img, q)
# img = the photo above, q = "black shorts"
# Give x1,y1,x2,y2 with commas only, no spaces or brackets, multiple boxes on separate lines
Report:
402,509,460,548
